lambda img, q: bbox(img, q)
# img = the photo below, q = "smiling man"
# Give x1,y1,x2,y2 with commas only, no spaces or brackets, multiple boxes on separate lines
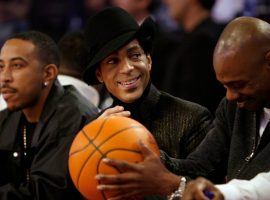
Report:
0,31,98,199
83,6,213,187
93,16,270,199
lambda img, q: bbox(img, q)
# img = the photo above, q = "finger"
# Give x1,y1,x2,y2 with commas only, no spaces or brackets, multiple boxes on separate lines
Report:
138,140,157,159
101,106,125,117
102,158,140,172
112,111,131,117
96,172,138,184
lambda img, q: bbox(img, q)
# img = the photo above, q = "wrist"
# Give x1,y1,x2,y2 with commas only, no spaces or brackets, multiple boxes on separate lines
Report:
167,176,186,200
161,172,181,195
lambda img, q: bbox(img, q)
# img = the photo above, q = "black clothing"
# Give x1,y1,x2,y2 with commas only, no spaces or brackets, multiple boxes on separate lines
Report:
162,18,225,114
0,81,99,199
111,84,212,160
166,98,270,183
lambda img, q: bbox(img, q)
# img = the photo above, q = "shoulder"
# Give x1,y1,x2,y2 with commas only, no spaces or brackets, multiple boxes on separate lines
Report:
159,91,210,114
55,85,99,120
156,91,213,125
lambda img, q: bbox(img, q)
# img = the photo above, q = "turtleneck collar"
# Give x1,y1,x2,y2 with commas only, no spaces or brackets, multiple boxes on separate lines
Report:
111,82,151,121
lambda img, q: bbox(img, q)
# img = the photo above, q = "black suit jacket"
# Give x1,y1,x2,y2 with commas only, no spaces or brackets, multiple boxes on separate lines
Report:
0,81,99,199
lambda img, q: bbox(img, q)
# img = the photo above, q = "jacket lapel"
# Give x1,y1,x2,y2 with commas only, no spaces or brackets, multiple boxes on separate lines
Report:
31,80,64,147
0,111,21,150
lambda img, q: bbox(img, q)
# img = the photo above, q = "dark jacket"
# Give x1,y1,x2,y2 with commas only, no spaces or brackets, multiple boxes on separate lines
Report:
169,98,270,183
112,84,213,161
0,81,99,199
161,18,225,114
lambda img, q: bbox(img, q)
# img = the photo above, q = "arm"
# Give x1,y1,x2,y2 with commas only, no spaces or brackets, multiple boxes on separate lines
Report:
182,177,224,200
183,172,270,200
216,172,270,200
96,142,181,200
171,99,231,182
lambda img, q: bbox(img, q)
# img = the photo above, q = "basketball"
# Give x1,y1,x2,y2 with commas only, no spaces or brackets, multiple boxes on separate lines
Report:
68,116,160,200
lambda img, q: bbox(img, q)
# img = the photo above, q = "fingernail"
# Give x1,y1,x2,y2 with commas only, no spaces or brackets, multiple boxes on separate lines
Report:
117,106,124,110
95,175,101,180
97,185,104,190
102,158,110,163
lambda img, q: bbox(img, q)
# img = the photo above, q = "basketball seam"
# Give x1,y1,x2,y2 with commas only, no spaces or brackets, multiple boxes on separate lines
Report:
69,117,109,156
76,125,144,194
97,148,141,200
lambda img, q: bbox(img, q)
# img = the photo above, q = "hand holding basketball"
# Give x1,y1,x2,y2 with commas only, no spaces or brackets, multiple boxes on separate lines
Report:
68,116,160,200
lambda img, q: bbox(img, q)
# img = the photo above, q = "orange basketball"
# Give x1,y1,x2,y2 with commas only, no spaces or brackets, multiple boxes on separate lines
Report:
68,116,160,200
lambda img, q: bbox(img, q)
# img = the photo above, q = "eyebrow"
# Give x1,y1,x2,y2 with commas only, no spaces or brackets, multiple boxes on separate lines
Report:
0,57,28,63
126,45,142,53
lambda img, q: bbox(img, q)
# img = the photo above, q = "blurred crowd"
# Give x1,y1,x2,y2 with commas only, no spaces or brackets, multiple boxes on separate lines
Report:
1,0,270,113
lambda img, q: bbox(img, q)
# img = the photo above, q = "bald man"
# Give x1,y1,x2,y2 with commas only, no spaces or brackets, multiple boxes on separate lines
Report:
94,16,270,199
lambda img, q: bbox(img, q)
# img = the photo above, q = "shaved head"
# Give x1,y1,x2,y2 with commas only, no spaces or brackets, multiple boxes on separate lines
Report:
214,17,270,72
213,17,270,110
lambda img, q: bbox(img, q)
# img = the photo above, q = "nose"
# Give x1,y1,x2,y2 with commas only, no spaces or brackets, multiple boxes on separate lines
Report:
0,67,13,85
226,88,239,102
119,58,134,73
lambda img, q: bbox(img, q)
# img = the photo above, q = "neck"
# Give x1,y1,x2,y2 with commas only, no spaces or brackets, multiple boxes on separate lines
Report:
22,86,52,123
182,6,210,32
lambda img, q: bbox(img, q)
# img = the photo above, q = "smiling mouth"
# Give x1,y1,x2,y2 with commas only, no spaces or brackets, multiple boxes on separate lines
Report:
117,76,141,88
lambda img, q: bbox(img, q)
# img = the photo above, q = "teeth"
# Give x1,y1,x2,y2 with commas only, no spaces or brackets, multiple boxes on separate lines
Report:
120,78,138,86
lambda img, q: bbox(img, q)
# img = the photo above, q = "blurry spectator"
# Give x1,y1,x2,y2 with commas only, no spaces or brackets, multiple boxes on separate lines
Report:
57,31,100,107
82,0,111,24
29,0,80,41
254,0,270,23
162,0,225,114
212,0,244,23
0,0,30,47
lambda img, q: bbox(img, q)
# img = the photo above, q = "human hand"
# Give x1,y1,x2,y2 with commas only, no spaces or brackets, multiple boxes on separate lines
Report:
182,177,224,200
95,142,180,200
98,106,131,119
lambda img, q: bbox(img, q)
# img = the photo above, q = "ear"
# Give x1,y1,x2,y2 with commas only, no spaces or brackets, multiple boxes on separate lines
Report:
43,64,58,83
146,54,152,71
95,67,104,83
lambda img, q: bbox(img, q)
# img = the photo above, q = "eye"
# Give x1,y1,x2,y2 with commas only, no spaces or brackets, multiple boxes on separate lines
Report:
107,58,118,65
11,62,23,69
0,64,4,71
130,53,141,60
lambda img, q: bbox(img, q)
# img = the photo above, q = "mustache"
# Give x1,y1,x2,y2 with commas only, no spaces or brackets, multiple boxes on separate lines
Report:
0,83,16,93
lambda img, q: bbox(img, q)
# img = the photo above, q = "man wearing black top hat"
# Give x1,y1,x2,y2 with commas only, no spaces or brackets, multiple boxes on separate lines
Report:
83,7,212,197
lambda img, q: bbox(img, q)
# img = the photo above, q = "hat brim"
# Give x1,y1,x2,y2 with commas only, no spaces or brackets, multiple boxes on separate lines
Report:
83,31,136,85
83,17,156,85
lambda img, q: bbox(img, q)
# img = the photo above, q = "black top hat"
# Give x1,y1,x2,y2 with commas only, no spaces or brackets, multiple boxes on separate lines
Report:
83,7,156,85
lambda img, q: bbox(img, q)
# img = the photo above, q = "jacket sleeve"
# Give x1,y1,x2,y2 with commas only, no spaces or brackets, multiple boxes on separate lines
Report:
178,107,213,159
163,98,232,183
0,134,82,200
216,172,270,200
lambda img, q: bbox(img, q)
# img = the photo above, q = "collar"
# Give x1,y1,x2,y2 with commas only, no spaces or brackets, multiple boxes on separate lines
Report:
111,83,160,121
0,80,65,150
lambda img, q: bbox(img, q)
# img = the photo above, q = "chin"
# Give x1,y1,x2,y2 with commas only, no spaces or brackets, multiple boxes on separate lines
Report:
242,103,261,111
120,93,142,103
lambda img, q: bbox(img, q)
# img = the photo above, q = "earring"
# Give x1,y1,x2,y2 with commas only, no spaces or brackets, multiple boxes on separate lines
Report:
43,82,49,87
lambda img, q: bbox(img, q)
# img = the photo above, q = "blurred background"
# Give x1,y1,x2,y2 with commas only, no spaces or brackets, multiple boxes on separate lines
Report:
1,0,270,113
2,0,268,45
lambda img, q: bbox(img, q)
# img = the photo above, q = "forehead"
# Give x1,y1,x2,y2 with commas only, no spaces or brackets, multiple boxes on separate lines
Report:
109,39,143,56
214,49,259,83
0,39,36,61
